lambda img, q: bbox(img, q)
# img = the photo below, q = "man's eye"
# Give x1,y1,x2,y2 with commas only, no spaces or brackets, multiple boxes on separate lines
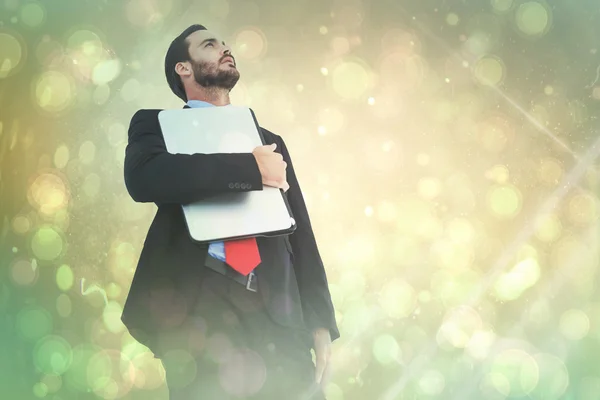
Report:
206,43,214,47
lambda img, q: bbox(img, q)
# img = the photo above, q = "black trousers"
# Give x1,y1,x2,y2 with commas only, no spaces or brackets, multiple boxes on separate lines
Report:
151,269,326,400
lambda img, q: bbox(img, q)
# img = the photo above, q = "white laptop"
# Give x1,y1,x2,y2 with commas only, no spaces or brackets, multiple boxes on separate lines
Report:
158,106,296,243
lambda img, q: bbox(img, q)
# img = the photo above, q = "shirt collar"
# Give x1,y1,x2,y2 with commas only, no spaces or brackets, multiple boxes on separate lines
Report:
186,100,216,108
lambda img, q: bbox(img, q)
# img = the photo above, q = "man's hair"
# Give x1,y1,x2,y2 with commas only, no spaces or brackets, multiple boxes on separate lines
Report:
164,24,207,102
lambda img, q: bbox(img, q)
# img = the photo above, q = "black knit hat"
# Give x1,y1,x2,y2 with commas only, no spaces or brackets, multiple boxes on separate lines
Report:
164,24,207,102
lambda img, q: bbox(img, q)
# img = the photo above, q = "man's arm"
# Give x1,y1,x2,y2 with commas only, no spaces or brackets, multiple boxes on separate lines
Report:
277,135,340,341
124,109,263,204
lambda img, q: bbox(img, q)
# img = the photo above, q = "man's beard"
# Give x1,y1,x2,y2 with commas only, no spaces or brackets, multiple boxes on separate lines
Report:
192,60,240,91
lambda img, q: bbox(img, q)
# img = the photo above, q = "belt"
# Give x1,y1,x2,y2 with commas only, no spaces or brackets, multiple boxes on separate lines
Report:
204,254,258,292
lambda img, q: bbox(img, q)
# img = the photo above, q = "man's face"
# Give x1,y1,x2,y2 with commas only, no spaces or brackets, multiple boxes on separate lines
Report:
183,29,240,91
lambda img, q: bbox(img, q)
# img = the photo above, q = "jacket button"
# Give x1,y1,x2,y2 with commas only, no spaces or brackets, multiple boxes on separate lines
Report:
234,183,241,189
240,183,247,189
228,183,234,189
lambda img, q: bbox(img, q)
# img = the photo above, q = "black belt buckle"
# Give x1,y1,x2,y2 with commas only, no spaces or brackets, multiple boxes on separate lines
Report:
246,271,258,292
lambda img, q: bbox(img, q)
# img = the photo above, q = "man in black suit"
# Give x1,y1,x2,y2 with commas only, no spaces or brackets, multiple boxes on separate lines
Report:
121,24,339,399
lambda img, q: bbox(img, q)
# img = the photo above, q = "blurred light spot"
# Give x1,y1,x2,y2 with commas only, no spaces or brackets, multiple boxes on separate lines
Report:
544,85,554,95
431,269,482,308
219,348,266,397
418,290,431,303
487,184,522,219
28,172,69,215
121,78,141,102
106,282,122,299
82,173,101,198
331,36,350,56
418,369,445,395
103,301,126,333
490,349,539,397
161,349,198,389
395,197,439,238
551,236,595,280
538,157,563,184
296,84,304,92
516,1,551,37
63,344,103,391
0,31,24,78
446,13,459,26
93,83,110,105
66,29,103,55
486,164,510,183
56,293,72,318
34,70,75,113
418,177,442,199
375,200,397,223
40,373,62,394
33,382,48,397
317,126,327,135
529,353,569,400
417,153,430,166
438,306,482,348
576,376,598,400
79,141,96,165
474,56,505,86
494,257,540,301
126,0,174,27
446,218,476,244
367,97,375,105
431,239,474,270
321,67,329,76
592,86,600,100
466,329,496,359
324,383,344,400
319,26,328,35
491,0,514,12
464,32,493,56
92,58,122,85
380,28,421,55
559,309,590,340
378,279,417,318
234,28,267,61
372,334,400,364
31,226,64,261
567,192,598,226
20,1,45,27
339,270,366,300
54,145,70,169
364,206,373,217
534,214,561,242
318,107,345,135
17,306,53,340
380,53,427,92
12,214,32,235
208,0,230,19
331,61,371,100
56,264,74,291
11,258,38,286
481,372,510,396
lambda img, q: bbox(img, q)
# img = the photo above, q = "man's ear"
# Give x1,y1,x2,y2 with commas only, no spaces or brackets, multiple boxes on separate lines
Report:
175,62,190,77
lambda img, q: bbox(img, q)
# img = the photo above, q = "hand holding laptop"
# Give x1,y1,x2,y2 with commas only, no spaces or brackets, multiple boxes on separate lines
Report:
253,143,290,192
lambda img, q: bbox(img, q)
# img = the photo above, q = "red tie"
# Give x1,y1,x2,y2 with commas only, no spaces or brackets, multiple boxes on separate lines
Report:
224,238,261,276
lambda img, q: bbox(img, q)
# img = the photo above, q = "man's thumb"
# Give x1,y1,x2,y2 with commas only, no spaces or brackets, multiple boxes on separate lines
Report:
270,143,277,150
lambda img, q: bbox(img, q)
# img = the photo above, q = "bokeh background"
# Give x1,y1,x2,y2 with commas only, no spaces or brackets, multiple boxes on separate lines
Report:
2,0,600,399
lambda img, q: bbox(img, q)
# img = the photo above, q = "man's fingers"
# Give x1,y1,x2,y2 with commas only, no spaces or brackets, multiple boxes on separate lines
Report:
282,181,290,192
315,354,326,383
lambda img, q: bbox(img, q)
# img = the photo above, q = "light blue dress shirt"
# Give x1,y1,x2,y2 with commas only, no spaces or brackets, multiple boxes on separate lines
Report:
187,100,227,262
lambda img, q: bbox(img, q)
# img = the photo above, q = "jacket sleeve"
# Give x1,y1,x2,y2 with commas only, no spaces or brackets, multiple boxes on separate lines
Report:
124,109,264,204
278,136,340,341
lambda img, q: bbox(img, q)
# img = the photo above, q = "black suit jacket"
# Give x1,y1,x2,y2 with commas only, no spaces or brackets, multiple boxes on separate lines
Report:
120,107,339,350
